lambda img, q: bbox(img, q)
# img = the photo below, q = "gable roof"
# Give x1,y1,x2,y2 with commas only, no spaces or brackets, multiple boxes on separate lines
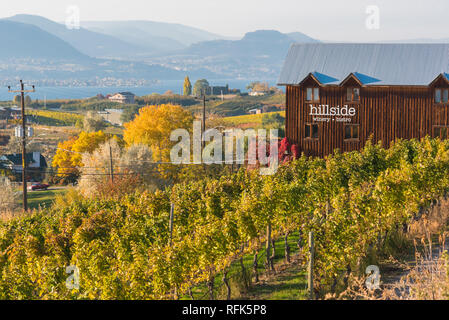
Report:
278,43,449,86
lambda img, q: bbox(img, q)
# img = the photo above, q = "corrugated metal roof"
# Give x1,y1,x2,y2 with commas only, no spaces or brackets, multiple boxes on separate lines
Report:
278,43,449,86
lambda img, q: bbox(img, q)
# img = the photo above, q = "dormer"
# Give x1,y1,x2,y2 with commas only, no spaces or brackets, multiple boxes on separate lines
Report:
300,72,339,102
340,72,381,103
430,73,449,104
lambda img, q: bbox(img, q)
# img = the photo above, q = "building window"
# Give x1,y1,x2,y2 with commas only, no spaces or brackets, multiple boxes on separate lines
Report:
346,87,360,102
434,126,449,139
306,87,320,102
344,124,359,140
435,88,449,104
305,123,319,139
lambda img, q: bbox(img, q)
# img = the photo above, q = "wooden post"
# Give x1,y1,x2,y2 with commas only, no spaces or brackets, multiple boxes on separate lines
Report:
284,231,291,263
308,231,315,300
169,202,174,246
253,252,259,283
202,93,206,150
8,80,35,212
222,269,231,300
266,222,272,272
207,272,215,300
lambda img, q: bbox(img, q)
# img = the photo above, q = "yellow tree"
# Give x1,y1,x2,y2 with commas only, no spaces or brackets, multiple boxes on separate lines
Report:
123,104,193,162
52,131,109,178
183,76,192,96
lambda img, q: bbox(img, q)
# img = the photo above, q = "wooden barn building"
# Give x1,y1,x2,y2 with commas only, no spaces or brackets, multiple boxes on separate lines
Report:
278,43,449,157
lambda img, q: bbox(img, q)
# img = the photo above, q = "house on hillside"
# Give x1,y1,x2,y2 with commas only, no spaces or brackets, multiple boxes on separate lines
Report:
0,152,48,181
205,85,241,96
249,91,266,97
249,108,262,114
278,43,449,157
108,92,135,104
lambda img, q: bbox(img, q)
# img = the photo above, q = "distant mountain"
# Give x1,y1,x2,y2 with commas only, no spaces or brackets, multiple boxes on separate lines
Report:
154,30,320,78
0,19,218,82
0,16,318,82
82,20,226,54
184,30,318,59
0,20,89,60
4,14,149,58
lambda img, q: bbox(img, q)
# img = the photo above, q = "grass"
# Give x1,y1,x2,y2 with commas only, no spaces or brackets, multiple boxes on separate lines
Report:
188,231,308,300
246,267,308,300
24,188,68,210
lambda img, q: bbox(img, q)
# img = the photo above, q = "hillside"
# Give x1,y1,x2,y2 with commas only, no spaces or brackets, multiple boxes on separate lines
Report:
0,20,88,60
82,20,225,54
0,18,209,82
4,14,148,58
151,30,320,78
185,30,318,58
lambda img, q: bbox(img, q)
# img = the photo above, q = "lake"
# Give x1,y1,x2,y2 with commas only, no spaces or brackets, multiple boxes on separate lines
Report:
0,79,280,101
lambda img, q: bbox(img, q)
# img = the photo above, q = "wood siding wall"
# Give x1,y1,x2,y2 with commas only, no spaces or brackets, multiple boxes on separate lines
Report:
285,84,449,157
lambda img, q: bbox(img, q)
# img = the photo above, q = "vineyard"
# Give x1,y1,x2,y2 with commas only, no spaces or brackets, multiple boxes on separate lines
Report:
27,110,84,127
222,111,285,127
0,137,449,299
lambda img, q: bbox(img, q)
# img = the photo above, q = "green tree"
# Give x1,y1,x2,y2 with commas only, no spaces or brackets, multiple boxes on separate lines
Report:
13,95,21,105
120,105,141,123
25,95,32,107
246,81,260,90
193,79,209,97
12,95,32,107
183,76,192,96
83,111,107,132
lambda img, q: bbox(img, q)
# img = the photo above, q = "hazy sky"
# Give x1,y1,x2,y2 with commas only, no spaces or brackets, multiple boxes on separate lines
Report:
1,0,449,41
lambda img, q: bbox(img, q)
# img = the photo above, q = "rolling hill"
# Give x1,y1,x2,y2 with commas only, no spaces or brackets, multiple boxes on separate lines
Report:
0,20,89,60
185,30,318,59
151,30,320,78
82,20,226,54
4,14,149,58
0,19,196,81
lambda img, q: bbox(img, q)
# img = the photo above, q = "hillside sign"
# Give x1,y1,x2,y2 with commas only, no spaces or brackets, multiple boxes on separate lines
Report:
309,104,356,123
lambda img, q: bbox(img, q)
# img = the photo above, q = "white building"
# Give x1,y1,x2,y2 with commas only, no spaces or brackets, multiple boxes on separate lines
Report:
108,92,135,104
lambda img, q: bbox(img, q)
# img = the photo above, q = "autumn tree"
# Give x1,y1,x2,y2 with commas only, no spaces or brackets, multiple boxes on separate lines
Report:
79,141,162,198
193,79,209,97
183,76,192,96
52,131,110,183
0,176,17,215
83,111,107,132
123,104,193,162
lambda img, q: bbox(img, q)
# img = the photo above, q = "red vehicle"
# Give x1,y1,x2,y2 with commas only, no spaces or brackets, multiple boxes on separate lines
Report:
28,183,50,191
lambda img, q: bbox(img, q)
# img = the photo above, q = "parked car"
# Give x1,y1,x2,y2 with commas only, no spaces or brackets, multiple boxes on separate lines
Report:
28,183,50,191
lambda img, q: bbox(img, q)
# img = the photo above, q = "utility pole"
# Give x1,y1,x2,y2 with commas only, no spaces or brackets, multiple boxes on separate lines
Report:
202,93,206,149
109,143,114,183
8,80,35,212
